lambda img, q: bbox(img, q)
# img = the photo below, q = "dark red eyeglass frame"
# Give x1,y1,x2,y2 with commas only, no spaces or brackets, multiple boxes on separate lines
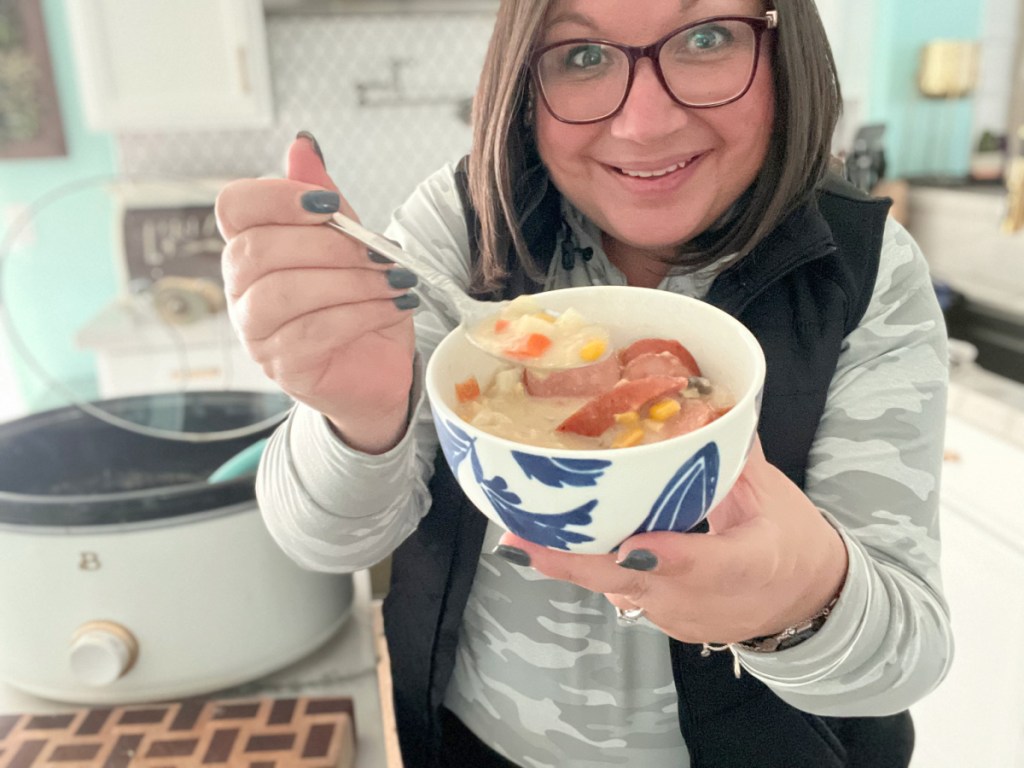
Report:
529,11,779,125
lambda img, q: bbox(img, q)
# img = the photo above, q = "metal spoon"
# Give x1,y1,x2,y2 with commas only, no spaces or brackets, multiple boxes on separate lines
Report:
325,212,609,370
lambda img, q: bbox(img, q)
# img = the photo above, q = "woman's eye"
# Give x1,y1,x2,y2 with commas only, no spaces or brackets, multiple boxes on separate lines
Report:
682,25,732,52
565,44,606,69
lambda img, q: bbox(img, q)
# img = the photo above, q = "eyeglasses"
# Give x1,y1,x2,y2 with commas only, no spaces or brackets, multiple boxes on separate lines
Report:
530,12,779,124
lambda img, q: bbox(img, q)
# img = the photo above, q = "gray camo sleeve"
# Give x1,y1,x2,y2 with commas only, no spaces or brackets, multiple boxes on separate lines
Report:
735,218,954,715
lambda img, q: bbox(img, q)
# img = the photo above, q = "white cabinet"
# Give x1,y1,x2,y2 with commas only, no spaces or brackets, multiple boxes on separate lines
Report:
64,0,274,131
906,185,1024,317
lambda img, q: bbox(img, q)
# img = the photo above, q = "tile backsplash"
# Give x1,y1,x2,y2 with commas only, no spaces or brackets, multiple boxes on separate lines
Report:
973,0,1021,143
115,11,495,230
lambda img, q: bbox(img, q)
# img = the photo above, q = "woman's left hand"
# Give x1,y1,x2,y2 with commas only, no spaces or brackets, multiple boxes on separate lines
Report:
495,439,848,644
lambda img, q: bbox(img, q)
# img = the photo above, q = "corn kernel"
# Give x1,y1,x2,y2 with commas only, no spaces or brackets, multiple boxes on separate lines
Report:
614,411,639,425
612,427,645,448
578,338,607,362
648,398,682,421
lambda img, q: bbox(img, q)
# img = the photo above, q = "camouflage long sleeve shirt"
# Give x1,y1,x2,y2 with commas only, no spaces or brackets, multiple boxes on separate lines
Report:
255,164,953,767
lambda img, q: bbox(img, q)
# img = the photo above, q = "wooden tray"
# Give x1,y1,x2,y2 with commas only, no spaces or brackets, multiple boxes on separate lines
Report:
0,696,355,767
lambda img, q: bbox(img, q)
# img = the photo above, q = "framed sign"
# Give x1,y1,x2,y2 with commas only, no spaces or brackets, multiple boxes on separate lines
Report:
122,204,225,285
0,0,66,159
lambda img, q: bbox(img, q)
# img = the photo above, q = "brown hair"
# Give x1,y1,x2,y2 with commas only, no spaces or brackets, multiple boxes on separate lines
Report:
467,0,842,291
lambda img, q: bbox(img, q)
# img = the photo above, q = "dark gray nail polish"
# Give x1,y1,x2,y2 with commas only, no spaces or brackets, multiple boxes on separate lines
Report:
492,545,532,567
300,190,339,213
369,251,394,264
617,549,658,572
296,130,325,164
393,293,420,311
387,268,418,290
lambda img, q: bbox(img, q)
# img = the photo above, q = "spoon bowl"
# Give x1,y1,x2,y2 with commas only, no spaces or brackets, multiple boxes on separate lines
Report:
326,213,610,370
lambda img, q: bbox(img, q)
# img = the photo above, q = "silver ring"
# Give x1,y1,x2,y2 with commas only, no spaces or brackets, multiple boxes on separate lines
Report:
615,606,646,624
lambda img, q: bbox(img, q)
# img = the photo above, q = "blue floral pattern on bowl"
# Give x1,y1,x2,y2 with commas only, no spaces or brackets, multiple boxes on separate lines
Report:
437,418,721,551
633,442,719,535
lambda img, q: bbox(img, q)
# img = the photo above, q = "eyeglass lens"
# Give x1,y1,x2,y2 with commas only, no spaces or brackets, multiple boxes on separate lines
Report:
535,19,759,122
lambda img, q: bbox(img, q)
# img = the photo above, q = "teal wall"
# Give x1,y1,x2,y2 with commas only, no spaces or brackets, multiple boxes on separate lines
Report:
0,0,118,411
868,0,985,179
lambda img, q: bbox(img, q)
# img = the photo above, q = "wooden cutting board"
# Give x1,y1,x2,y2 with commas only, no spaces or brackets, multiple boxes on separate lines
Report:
0,696,355,768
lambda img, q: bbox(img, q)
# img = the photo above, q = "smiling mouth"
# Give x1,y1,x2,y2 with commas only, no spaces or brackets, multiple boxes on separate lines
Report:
614,154,704,178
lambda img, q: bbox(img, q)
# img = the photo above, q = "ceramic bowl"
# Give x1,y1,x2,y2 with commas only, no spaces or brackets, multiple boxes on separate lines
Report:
424,285,766,553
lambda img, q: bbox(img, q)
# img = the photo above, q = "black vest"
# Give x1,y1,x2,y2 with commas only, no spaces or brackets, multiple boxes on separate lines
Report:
383,160,914,767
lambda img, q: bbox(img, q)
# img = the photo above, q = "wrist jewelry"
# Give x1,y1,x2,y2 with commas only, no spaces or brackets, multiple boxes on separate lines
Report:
738,590,842,653
701,590,842,677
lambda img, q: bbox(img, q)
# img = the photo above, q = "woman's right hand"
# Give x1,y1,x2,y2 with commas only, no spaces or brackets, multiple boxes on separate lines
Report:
216,134,419,454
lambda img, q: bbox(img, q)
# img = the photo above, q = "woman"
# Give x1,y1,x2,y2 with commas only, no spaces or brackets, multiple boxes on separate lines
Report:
216,1,953,766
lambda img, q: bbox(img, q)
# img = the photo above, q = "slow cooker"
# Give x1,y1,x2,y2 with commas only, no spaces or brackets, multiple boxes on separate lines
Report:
0,391,354,704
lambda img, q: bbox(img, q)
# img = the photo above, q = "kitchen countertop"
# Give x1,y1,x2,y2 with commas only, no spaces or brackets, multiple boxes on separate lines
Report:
910,369,1024,768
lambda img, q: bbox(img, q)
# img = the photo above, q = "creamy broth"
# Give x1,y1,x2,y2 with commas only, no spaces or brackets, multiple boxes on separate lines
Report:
454,340,734,450
459,387,595,450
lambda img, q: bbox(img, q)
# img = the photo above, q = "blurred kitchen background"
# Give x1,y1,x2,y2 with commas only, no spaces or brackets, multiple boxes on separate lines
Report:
0,1,1022,767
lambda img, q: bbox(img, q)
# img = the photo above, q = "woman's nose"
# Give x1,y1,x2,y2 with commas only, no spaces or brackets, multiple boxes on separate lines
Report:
608,58,691,141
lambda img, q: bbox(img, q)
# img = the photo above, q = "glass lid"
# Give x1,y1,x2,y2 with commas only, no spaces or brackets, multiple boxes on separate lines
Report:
0,173,293,443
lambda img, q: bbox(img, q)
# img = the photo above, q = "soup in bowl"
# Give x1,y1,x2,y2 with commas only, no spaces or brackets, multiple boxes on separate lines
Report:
424,286,766,554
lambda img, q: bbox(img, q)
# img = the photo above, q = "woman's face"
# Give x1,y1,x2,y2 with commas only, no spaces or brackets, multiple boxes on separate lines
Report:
533,0,775,262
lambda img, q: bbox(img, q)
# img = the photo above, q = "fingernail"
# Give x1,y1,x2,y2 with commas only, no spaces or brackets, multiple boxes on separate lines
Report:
491,545,531,568
301,190,339,213
393,293,420,311
617,549,658,572
386,268,418,289
296,130,325,165
369,251,394,264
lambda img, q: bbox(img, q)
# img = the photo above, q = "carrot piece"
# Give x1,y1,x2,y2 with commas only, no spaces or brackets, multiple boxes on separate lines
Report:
505,333,552,360
455,376,481,403
494,319,510,333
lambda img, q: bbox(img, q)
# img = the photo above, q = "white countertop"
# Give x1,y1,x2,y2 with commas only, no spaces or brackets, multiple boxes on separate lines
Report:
910,371,1024,768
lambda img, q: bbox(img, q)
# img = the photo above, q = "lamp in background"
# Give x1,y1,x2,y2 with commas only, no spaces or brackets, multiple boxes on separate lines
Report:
913,39,980,181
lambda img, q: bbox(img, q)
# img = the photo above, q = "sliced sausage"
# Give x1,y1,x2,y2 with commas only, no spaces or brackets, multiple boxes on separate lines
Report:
621,351,690,381
524,355,622,398
619,338,701,377
557,376,688,437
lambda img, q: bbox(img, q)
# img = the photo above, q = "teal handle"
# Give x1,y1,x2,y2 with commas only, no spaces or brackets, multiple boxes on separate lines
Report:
207,438,269,483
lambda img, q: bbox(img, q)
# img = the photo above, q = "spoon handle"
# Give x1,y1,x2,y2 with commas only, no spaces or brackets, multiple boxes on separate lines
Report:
325,212,475,325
